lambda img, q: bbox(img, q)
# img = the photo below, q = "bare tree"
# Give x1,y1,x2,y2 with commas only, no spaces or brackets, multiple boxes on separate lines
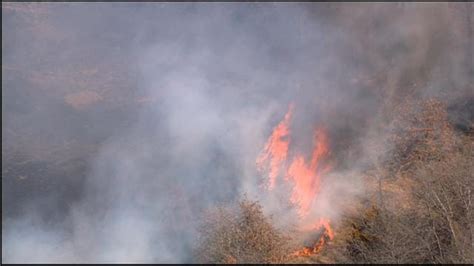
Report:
339,98,473,264
412,138,473,263
193,198,294,264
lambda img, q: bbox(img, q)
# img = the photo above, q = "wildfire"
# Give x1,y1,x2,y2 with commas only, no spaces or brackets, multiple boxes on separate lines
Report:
286,129,330,217
256,103,294,190
256,103,334,257
307,218,334,240
292,218,335,257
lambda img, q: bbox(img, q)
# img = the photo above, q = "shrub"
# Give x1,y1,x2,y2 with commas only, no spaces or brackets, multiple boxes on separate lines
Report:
193,198,293,264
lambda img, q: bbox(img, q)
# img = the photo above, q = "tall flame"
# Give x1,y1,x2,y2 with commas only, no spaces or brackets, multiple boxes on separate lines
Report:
256,103,334,258
256,104,294,190
286,129,330,217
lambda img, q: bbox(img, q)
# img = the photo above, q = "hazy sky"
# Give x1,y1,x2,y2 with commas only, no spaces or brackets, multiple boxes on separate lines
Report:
2,2,472,263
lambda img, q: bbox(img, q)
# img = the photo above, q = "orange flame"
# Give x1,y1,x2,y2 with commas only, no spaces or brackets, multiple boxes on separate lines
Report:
256,104,294,190
292,237,327,257
304,218,334,240
286,129,330,217
257,103,334,257
293,218,334,257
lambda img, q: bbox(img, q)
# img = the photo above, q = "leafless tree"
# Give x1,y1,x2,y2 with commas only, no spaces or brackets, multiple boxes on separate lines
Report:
339,98,473,264
193,198,294,264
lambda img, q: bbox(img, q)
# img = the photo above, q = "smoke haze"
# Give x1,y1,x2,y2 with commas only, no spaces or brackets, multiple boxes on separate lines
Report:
2,2,473,263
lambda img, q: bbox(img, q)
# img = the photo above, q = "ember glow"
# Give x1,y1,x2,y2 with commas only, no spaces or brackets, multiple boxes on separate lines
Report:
257,103,334,256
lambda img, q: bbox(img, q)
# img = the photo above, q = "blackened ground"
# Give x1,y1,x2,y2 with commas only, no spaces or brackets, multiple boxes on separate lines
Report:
447,95,474,134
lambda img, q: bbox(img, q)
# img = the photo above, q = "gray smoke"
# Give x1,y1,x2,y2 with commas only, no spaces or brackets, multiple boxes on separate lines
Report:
2,2,472,263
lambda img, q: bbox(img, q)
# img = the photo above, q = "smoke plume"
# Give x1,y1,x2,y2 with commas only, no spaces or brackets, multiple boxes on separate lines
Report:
2,2,472,263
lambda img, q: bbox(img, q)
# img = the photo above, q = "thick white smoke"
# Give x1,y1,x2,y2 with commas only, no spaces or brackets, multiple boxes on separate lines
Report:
2,2,472,263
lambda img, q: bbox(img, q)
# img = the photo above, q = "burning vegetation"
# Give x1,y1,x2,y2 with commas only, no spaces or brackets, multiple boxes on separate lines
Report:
256,103,335,257
3,2,473,264
195,98,473,264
